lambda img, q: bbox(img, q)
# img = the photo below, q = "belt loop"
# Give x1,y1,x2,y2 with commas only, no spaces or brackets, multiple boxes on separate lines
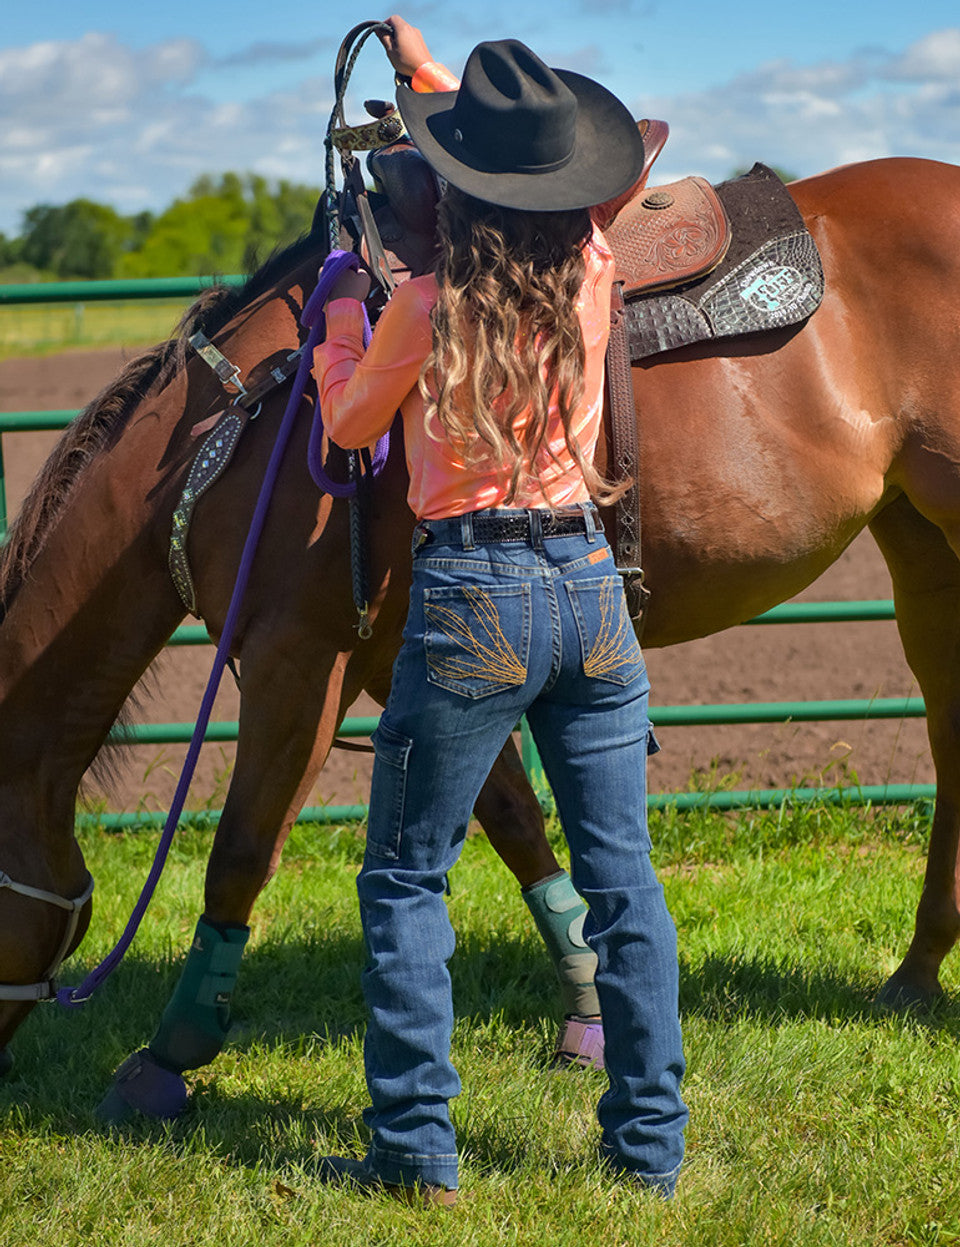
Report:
528,508,544,550
581,501,597,543
460,512,476,550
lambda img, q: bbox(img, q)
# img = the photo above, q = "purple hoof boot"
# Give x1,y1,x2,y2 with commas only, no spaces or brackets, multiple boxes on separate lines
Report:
551,1016,605,1070
96,1048,189,1124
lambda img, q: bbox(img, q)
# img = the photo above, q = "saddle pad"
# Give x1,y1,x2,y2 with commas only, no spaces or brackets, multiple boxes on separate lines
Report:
624,164,824,362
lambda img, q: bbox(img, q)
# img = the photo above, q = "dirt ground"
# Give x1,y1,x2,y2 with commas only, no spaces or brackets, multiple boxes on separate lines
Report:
0,347,932,816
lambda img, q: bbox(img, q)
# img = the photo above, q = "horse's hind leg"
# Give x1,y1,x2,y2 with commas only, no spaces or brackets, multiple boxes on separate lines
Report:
473,738,604,1038
870,496,960,1005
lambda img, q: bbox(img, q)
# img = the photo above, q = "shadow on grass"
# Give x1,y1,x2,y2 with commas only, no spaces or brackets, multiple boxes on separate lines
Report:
0,923,568,1177
0,927,558,1105
680,950,960,1035
3,926,957,1161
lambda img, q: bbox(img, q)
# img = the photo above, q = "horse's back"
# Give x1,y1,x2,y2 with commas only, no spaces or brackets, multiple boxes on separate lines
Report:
789,157,960,264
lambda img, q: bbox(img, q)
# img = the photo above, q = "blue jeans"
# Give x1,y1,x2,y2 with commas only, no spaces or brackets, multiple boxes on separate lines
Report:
357,505,687,1194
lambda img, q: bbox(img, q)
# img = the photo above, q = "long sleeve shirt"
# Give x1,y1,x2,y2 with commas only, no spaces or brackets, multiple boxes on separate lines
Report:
312,63,616,520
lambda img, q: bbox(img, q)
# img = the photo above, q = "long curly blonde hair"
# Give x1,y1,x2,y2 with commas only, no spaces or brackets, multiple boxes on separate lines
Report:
420,187,621,505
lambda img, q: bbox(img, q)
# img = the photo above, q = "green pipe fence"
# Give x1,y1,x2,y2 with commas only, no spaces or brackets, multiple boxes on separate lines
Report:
77,783,936,831
2,277,933,823
0,276,245,305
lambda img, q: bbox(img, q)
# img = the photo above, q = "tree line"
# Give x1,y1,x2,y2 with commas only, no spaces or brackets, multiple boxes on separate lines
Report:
0,173,322,283
0,164,801,286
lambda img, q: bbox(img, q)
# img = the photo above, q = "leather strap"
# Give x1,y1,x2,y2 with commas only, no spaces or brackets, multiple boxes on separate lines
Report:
607,282,650,636
239,348,305,410
170,406,252,615
329,111,406,155
188,330,304,414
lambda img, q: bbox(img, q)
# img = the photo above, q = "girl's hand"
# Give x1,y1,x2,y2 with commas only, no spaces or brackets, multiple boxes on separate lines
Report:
322,268,371,306
379,15,432,78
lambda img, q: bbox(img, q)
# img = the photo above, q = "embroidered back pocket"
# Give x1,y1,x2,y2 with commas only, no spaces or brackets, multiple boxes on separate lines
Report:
424,583,531,699
566,576,646,686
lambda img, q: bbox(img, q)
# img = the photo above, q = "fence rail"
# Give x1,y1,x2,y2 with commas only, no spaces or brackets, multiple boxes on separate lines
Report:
0,276,244,305
1,277,932,824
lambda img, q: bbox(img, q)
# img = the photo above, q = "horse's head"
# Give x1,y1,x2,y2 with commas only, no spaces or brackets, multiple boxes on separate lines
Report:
0,851,94,1067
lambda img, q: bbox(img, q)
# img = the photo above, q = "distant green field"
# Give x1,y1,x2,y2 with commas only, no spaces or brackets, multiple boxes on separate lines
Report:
0,299,191,359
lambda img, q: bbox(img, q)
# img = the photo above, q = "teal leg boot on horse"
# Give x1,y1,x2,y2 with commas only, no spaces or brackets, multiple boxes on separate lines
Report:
522,871,605,1068
97,917,249,1123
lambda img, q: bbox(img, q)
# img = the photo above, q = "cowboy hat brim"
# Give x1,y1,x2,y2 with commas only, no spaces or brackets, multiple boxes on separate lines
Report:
397,69,645,212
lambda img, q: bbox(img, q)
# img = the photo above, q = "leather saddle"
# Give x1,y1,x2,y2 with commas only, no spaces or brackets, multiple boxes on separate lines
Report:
359,118,702,292
603,175,730,295
355,123,822,347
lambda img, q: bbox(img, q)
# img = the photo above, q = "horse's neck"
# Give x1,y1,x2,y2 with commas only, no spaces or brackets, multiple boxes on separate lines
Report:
0,401,186,791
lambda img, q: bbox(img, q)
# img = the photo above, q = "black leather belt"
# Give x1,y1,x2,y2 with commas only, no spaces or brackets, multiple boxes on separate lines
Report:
418,508,598,547
472,511,591,541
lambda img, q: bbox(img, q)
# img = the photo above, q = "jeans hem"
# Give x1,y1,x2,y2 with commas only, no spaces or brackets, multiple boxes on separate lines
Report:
602,1154,682,1199
368,1143,459,1190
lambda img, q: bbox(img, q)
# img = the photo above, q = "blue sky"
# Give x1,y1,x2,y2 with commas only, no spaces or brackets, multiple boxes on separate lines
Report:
2,0,959,235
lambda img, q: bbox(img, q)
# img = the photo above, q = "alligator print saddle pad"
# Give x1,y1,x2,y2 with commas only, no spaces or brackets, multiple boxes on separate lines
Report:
620,163,824,361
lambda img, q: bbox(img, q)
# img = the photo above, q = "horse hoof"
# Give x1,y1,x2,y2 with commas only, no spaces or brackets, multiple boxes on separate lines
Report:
875,973,943,1012
96,1048,189,1124
0,1049,12,1078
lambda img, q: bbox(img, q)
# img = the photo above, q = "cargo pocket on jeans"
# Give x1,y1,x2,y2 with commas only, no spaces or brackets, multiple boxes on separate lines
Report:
366,720,413,861
424,583,531,699
566,576,646,685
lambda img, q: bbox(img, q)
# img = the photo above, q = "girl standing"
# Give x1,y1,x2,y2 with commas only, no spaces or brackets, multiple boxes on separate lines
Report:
312,18,687,1205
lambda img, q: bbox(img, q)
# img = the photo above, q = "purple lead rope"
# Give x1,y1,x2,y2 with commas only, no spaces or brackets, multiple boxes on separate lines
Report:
305,260,389,494
58,249,374,1009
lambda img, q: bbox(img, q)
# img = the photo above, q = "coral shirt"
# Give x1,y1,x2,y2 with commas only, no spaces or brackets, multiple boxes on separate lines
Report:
311,63,616,520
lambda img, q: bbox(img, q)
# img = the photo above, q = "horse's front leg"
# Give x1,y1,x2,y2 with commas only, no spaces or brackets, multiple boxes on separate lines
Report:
98,646,350,1122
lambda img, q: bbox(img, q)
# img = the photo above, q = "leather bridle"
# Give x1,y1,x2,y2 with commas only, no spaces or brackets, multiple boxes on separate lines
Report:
0,870,94,1002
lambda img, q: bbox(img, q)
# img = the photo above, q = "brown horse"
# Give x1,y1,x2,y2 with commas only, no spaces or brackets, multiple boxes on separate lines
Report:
1,156,958,1083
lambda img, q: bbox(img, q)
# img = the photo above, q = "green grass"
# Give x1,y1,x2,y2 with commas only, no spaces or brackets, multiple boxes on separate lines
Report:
2,805,959,1246
0,300,190,359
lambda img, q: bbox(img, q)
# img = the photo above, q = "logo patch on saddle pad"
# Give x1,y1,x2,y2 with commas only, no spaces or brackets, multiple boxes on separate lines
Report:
740,263,807,314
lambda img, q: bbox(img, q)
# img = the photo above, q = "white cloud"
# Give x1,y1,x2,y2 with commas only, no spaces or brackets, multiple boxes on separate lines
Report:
1,26,959,236
214,37,333,68
0,33,332,230
887,28,960,81
633,30,960,185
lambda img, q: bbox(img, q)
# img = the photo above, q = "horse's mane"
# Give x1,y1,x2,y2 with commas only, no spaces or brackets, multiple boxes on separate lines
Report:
0,230,325,615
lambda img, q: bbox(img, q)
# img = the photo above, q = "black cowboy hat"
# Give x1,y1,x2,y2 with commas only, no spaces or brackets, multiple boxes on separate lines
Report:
397,39,645,212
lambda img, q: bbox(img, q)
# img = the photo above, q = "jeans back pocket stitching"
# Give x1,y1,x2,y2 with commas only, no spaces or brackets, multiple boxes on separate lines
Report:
581,578,636,680
424,585,527,689
567,578,643,683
